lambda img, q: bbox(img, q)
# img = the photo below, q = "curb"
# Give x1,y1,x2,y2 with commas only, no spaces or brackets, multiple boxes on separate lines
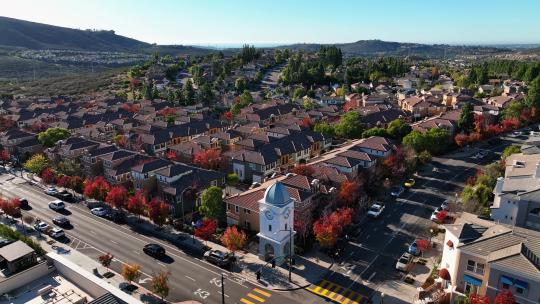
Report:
267,256,335,292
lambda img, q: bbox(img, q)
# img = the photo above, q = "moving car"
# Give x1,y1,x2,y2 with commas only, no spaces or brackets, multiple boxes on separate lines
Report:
44,187,59,196
367,203,385,218
203,249,233,267
49,200,65,211
49,228,65,239
408,240,420,256
52,216,70,227
143,243,165,258
34,221,50,232
91,207,108,217
19,198,29,209
390,186,404,197
395,252,413,271
404,178,415,188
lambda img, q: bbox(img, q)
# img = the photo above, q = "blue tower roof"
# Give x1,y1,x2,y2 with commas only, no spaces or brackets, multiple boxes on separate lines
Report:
264,181,291,206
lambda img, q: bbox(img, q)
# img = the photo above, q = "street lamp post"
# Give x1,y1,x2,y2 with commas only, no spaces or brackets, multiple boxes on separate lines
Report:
221,273,226,304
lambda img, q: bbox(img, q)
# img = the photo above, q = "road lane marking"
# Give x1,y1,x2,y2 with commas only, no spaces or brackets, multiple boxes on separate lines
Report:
110,240,118,244
247,293,265,302
185,275,195,281
218,291,229,298
367,272,376,281
253,288,271,297
89,230,96,235
240,299,255,304
157,262,166,267
133,250,140,255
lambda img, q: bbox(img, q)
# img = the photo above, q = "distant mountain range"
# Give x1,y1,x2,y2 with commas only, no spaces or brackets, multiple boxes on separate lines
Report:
0,16,215,55
0,16,530,58
278,40,511,57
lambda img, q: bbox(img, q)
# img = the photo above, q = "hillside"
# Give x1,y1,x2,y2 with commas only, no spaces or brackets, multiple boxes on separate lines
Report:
0,16,214,55
279,39,510,57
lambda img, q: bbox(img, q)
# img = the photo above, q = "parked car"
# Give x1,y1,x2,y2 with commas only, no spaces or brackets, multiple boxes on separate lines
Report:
91,207,109,217
367,203,385,218
49,200,66,211
390,186,404,197
86,199,107,210
52,216,70,227
531,131,540,137
430,210,446,222
396,252,413,271
440,200,449,211
44,187,59,196
143,243,165,258
34,221,50,232
19,198,29,209
509,131,522,138
404,178,415,188
49,228,65,239
408,240,420,256
204,249,233,267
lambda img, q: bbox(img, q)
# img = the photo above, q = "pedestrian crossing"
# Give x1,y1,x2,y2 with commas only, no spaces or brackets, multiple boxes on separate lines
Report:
307,280,367,304
239,287,272,304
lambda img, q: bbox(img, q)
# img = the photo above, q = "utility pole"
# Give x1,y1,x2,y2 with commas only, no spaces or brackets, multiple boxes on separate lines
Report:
288,227,292,282
221,273,225,304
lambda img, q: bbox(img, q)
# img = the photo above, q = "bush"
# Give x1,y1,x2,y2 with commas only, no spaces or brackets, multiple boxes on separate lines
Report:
0,224,45,255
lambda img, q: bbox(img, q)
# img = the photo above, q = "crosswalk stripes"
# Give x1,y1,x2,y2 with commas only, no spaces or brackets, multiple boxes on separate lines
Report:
307,280,367,304
239,287,272,304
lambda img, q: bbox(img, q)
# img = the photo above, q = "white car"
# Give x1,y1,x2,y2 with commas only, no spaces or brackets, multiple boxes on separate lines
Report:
396,252,413,271
34,221,50,232
49,200,65,211
531,131,540,137
367,203,385,218
509,131,522,138
49,228,65,239
390,186,404,197
440,200,450,211
45,187,59,196
91,207,108,217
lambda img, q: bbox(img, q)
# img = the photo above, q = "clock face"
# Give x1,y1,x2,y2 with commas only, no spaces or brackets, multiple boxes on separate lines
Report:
265,210,274,220
283,208,291,219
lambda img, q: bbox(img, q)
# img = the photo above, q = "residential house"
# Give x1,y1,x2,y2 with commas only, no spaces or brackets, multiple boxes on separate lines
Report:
0,129,35,153
131,158,171,192
99,150,136,184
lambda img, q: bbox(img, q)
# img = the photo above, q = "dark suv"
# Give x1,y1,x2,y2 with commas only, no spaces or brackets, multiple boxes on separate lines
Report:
55,190,73,202
143,243,165,258
106,210,126,223
203,249,232,267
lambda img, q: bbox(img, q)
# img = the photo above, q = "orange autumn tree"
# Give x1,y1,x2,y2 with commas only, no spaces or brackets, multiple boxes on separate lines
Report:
337,180,360,206
193,149,221,170
221,226,247,256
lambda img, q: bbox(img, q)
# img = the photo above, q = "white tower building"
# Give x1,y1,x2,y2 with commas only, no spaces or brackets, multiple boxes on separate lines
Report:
257,181,295,264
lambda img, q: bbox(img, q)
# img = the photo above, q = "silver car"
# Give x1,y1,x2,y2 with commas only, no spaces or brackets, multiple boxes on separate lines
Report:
396,252,413,271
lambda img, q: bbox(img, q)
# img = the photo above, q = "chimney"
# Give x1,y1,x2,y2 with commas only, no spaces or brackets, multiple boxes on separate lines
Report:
494,177,504,195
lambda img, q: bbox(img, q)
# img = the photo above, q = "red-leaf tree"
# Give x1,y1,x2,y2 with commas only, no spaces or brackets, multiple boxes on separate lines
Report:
145,198,169,227
0,149,10,164
195,218,217,244
106,186,128,210
337,180,360,206
454,133,470,147
290,164,314,177
474,114,486,135
166,150,178,160
501,117,521,132
222,111,233,121
193,149,221,170
55,175,71,188
221,226,247,256
313,219,338,248
486,124,503,136
470,294,491,304
127,190,147,220
0,198,21,218
83,176,111,201
300,117,313,128
495,289,515,304
416,239,432,254
40,167,57,184
436,210,448,223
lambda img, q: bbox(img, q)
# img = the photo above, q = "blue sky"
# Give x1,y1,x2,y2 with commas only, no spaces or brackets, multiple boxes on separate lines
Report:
3,0,540,45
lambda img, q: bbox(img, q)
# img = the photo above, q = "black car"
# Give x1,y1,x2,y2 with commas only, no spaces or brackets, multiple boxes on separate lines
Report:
203,249,233,267
143,243,165,258
19,198,29,209
55,190,73,202
106,210,126,223
86,199,108,210
52,216,70,227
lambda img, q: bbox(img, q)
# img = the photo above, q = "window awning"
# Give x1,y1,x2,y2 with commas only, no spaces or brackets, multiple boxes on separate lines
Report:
515,279,528,289
464,274,482,286
500,275,513,286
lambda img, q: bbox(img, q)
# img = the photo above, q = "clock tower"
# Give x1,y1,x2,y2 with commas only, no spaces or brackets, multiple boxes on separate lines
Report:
257,181,295,264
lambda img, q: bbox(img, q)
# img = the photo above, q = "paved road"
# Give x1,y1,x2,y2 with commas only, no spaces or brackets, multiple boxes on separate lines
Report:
0,175,305,304
307,135,528,302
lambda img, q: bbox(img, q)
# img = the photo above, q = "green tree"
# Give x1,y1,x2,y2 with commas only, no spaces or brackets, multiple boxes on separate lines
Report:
183,79,195,105
527,76,540,108
200,186,224,221
335,111,363,139
502,100,525,119
387,119,412,139
502,145,521,160
38,127,71,147
361,127,388,138
226,173,239,186
239,90,253,107
314,122,335,137
24,154,48,174
403,130,428,152
235,78,247,92
293,87,307,99
200,83,214,104
458,102,474,133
